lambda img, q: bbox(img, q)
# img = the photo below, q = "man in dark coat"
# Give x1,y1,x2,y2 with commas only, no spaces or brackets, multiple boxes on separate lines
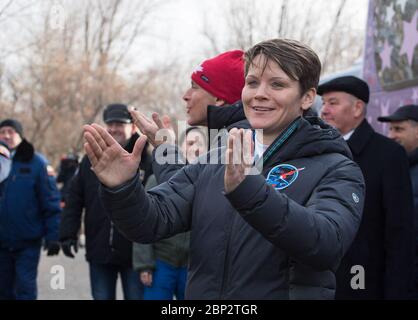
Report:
56,153,79,207
319,76,415,299
378,104,418,298
59,103,152,300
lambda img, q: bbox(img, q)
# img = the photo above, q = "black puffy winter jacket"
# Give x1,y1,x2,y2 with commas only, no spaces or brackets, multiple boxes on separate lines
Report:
100,116,365,299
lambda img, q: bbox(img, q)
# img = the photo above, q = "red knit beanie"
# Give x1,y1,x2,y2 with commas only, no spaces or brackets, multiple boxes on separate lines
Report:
191,50,245,104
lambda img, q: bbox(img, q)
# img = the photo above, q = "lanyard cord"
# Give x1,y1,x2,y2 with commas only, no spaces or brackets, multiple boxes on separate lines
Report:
261,117,302,166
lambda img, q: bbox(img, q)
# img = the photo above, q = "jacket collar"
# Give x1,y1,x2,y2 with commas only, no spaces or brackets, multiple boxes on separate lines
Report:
347,119,374,155
408,148,418,166
124,132,139,153
207,101,246,130
261,116,352,169
13,139,35,163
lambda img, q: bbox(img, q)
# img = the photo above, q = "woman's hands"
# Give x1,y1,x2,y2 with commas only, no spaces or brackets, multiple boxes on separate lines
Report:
224,128,254,194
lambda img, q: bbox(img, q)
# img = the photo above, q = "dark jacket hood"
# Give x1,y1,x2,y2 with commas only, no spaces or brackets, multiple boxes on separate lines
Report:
207,101,246,130
125,132,139,152
268,116,353,165
14,139,35,163
206,101,250,149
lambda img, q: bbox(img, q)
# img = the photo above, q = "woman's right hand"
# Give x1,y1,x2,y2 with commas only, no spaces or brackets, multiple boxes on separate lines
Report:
83,123,148,188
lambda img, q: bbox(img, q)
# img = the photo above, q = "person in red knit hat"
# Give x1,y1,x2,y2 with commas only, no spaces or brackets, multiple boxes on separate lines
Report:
130,49,246,147
185,49,245,126
121,50,245,300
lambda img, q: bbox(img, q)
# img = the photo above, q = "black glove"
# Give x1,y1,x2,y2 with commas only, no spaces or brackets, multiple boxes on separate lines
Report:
60,239,78,258
44,240,60,256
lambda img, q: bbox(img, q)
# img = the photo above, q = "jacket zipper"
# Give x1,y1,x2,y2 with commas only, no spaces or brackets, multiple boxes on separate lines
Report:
219,214,235,299
218,119,300,298
109,221,114,249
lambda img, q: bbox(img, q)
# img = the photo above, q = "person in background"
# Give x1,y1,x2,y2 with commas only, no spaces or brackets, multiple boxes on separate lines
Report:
130,49,246,184
0,119,61,300
133,126,207,300
319,77,415,299
378,104,418,298
56,153,79,208
129,51,244,300
59,103,152,300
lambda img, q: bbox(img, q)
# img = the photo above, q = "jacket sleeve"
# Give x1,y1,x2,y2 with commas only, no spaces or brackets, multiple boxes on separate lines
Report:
100,162,201,244
37,161,62,242
381,147,415,299
132,242,155,272
139,144,153,186
225,158,365,271
131,172,158,272
152,144,186,184
59,159,86,241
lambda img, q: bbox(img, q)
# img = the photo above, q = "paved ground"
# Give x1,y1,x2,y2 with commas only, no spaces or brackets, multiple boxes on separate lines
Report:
37,248,122,300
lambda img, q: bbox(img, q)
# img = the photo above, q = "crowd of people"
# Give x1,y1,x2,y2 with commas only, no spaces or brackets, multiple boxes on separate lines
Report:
0,37,417,300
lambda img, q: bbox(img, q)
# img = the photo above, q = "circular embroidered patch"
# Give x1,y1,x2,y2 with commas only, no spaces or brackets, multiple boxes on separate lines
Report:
266,164,305,190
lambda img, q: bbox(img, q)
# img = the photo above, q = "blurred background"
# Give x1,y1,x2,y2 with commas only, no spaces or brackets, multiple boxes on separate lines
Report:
0,0,367,167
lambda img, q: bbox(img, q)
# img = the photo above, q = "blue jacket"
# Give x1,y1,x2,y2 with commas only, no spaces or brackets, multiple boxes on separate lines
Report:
0,139,61,249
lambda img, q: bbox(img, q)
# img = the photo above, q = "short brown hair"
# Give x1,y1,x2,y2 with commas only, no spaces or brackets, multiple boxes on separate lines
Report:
244,39,321,95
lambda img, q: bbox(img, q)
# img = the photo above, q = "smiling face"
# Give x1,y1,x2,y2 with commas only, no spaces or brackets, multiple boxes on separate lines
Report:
0,126,22,150
105,122,136,147
242,54,315,145
320,91,365,135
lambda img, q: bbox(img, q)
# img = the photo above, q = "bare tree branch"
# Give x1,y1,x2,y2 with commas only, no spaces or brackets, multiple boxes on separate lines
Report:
0,0,35,24
278,0,287,38
0,0,13,20
322,0,347,71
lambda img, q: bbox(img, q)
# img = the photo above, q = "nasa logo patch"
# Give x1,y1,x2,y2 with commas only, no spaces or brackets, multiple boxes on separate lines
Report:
266,164,305,190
